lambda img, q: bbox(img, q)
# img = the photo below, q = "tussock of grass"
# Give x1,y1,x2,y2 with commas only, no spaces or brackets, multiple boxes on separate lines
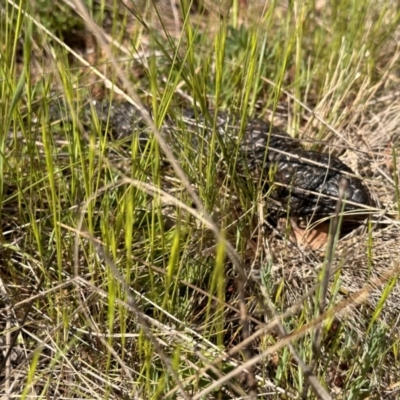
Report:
1,0,400,398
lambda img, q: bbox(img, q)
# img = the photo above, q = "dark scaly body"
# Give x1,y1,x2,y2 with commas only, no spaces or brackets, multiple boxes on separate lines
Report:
86,101,371,219
181,109,370,218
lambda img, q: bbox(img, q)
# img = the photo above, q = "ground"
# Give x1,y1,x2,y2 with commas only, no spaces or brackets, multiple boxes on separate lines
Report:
1,0,400,399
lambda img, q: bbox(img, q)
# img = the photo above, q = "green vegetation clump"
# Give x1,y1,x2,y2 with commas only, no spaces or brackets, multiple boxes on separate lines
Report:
1,0,400,398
